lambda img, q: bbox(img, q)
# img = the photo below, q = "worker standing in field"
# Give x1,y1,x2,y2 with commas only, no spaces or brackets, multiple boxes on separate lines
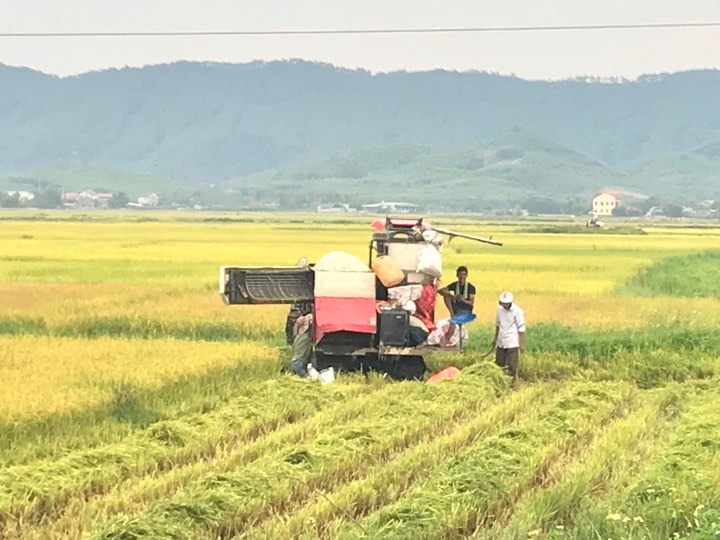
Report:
492,291,526,378
439,266,476,316
289,312,314,378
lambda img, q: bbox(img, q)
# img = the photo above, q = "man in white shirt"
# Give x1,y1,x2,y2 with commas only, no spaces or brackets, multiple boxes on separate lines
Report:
492,291,526,378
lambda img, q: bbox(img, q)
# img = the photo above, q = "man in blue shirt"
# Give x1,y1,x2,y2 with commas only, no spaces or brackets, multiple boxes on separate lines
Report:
439,266,476,316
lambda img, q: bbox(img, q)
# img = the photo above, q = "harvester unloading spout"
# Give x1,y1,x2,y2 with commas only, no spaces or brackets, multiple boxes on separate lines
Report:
428,225,503,247
371,217,502,246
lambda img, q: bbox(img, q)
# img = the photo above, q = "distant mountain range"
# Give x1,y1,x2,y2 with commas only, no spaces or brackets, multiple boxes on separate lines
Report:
1,61,719,209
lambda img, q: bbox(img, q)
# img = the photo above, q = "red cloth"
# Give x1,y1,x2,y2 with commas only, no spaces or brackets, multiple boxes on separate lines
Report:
427,366,461,384
415,282,437,331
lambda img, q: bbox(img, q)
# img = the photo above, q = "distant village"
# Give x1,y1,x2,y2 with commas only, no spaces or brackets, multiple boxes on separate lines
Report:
590,189,717,219
316,192,717,219
2,189,160,209
1,187,717,218
60,190,159,209
316,202,420,214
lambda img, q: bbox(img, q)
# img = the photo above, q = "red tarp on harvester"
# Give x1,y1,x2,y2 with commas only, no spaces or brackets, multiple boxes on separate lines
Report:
314,297,377,342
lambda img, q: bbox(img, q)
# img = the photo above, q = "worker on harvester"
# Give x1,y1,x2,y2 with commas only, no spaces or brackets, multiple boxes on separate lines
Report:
439,266,476,316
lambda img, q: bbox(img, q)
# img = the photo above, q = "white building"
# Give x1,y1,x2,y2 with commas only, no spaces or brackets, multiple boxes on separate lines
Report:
316,203,356,213
6,190,35,203
137,193,160,207
62,190,113,209
361,201,420,214
591,192,620,216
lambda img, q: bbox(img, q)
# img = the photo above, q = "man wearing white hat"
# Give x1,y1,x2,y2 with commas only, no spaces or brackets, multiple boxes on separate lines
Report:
492,291,526,378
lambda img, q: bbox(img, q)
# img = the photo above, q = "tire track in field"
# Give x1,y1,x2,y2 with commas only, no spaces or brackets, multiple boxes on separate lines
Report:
560,383,720,539
86,372,511,540
22,374,504,540
244,383,554,540
452,384,640,539
339,382,636,540
473,385,686,539
0,379,379,538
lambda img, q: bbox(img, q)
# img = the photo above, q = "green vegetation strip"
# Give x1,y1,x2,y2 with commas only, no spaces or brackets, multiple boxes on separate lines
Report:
520,350,718,389
516,225,647,235
0,377,378,533
249,379,554,539
620,250,720,298
480,384,686,539
562,381,720,539
523,324,720,359
433,347,718,390
87,367,511,540
0,316,278,342
341,381,635,539
3,318,720,359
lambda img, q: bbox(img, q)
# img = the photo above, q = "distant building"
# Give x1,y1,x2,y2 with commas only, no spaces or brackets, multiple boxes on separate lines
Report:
62,190,113,209
96,192,113,207
62,192,79,208
361,201,420,214
136,193,159,207
5,190,35,203
591,189,647,217
316,203,356,213
591,192,620,216
77,190,98,208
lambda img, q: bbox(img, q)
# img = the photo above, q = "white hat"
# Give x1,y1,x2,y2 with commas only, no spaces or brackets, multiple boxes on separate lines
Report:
499,291,514,304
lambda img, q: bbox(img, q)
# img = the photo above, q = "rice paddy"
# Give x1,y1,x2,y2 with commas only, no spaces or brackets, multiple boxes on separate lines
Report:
0,211,718,539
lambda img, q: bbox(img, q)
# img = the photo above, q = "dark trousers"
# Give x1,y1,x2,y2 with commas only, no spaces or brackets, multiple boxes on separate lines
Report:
290,330,313,377
495,347,520,378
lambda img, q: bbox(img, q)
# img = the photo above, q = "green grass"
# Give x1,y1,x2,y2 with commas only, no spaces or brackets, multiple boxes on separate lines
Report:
516,225,648,235
0,316,279,341
620,250,720,298
3,317,718,359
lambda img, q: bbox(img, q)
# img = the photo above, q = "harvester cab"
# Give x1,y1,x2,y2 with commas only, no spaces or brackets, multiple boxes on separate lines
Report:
219,217,501,379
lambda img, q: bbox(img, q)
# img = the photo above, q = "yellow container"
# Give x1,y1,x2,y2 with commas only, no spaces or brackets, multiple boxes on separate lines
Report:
372,255,404,287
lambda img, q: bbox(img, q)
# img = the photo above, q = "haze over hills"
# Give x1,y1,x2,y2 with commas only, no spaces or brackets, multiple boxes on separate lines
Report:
1,60,719,209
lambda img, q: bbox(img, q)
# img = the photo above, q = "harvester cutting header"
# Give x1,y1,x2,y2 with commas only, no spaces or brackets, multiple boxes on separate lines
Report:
220,217,501,379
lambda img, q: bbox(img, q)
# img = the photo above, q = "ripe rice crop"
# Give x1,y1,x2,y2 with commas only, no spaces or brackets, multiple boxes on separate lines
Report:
0,211,718,539
0,336,278,421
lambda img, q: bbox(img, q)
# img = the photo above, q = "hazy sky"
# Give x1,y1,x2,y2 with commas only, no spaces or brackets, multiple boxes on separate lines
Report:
1,0,719,80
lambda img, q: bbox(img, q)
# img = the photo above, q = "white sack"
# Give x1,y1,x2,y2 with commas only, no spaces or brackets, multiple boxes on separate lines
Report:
416,244,442,278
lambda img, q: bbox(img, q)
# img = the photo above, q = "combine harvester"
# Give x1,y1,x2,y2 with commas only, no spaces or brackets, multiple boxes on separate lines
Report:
220,217,501,379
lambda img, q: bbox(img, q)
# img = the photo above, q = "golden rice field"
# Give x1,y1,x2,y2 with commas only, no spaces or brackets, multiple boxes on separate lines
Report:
0,211,719,539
